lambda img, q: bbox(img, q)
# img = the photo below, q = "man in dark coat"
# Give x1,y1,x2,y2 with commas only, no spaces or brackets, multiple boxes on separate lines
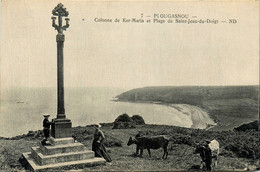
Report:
134,130,142,156
204,140,212,171
41,114,52,145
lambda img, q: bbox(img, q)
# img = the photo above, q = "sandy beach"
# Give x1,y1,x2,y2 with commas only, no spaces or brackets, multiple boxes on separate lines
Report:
169,104,216,129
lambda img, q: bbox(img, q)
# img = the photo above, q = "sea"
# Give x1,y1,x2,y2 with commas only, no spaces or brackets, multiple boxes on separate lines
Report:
0,87,215,137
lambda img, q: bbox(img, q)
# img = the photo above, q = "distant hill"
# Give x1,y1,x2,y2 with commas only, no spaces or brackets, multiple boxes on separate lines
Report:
116,86,259,130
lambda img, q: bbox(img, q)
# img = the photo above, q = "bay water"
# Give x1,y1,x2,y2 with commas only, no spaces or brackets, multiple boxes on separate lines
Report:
0,87,214,137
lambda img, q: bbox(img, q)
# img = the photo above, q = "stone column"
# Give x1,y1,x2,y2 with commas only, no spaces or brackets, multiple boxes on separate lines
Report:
57,33,65,118
51,3,72,138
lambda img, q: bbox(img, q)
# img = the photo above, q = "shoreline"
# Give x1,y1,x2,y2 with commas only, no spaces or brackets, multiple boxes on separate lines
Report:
114,99,217,130
0,100,217,139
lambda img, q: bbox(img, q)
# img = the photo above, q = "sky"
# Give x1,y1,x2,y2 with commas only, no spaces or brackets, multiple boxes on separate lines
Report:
1,0,259,89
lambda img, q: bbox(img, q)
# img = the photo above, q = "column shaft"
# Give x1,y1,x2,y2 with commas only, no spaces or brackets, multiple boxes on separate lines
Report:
57,34,65,118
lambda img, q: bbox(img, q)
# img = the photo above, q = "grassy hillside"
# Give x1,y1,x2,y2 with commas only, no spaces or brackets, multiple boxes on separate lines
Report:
0,124,259,171
116,86,259,130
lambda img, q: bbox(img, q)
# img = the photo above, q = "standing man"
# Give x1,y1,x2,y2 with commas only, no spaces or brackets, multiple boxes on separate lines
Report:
134,130,142,156
41,114,52,145
204,140,212,171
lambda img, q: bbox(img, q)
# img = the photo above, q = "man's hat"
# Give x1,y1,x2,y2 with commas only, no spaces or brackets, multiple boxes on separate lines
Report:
93,123,101,128
43,114,50,117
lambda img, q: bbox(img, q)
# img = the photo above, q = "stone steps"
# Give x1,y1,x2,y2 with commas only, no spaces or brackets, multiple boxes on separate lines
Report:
22,152,106,171
22,137,106,171
39,142,86,155
31,147,95,165
49,137,74,146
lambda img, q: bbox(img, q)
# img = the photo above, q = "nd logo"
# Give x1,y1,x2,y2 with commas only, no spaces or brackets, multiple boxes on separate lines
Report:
229,19,237,24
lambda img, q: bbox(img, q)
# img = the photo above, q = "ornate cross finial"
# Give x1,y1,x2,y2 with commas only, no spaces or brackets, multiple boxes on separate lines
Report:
51,3,70,34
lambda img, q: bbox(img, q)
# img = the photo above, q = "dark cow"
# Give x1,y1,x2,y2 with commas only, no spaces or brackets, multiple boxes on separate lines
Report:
194,139,219,171
127,135,169,159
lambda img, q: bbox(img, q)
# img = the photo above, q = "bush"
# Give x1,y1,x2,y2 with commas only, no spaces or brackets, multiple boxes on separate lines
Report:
104,135,123,147
113,114,136,129
234,120,258,132
72,127,94,142
114,113,133,123
131,115,145,125
224,140,259,159
170,134,194,146
113,122,135,129
112,114,146,129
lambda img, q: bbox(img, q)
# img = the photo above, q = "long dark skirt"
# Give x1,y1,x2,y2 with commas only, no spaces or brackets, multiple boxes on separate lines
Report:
92,139,112,162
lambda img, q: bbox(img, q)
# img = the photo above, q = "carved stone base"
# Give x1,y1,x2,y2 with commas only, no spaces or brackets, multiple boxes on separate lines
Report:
51,118,72,138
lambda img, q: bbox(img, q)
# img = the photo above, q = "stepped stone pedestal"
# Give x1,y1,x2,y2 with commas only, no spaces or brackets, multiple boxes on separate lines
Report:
22,137,106,171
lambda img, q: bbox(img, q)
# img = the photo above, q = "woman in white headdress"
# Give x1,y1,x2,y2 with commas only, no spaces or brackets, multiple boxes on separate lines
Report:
92,124,112,162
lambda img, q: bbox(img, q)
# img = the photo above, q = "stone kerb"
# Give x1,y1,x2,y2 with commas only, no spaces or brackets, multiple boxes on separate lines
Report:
39,142,86,155
31,147,95,166
49,137,74,146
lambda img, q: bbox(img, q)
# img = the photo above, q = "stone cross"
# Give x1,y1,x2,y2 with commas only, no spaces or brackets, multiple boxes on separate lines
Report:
51,3,72,138
51,3,70,34
52,3,69,118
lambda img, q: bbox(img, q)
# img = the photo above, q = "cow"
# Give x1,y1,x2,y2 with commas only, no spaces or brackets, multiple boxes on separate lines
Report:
194,139,219,171
127,135,169,159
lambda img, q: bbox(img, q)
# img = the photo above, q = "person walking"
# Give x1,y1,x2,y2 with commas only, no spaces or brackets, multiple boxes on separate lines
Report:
92,124,112,162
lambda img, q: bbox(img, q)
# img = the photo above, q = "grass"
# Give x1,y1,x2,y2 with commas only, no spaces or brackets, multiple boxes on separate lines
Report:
0,124,259,171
